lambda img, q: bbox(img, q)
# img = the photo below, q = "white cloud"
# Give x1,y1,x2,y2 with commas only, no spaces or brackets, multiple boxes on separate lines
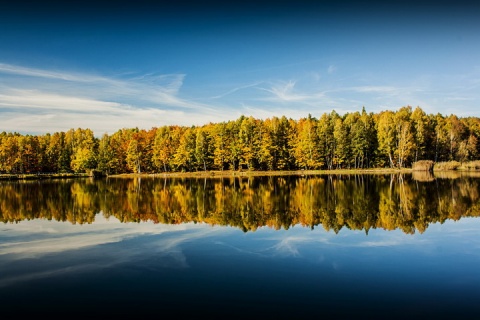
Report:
0,106,227,136
258,80,326,103
269,80,312,102
271,236,312,256
0,89,124,112
0,216,200,257
0,63,205,110
0,63,232,134
445,97,474,101
210,81,264,99
2,61,480,136
350,86,399,93
0,63,114,83
0,217,227,287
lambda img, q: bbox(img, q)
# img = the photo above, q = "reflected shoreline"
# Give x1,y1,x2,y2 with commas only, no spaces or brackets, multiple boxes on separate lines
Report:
1,173,480,234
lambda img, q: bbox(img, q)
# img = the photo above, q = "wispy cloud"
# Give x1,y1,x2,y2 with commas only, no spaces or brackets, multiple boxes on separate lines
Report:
261,80,308,102
0,63,204,109
0,63,230,134
445,97,475,101
0,89,184,134
0,216,203,257
258,80,326,103
210,81,264,99
349,86,400,93
2,61,480,135
0,217,223,287
270,236,311,256
0,63,114,83
0,89,125,112
236,75,454,118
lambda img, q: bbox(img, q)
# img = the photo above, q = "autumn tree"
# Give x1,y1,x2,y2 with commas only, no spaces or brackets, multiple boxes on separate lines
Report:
238,116,258,170
445,114,467,161
433,114,449,162
97,133,118,175
345,108,377,168
211,122,228,170
333,115,350,169
195,126,214,171
294,114,321,169
410,106,435,161
69,128,98,173
226,120,242,170
317,111,338,170
394,106,415,168
376,110,396,168
126,139,142,173
153,126,174,172
172,127,196,172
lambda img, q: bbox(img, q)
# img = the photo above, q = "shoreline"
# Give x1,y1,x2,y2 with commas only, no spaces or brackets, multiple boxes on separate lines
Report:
0,173,90,181
3,167,480,181
0,169,409,180
107,168,413,179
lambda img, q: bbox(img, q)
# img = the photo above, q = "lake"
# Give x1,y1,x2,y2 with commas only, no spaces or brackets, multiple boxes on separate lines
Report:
1,173,480,319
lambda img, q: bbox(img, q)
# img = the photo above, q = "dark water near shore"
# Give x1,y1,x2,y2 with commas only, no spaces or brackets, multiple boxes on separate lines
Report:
1,173,480,319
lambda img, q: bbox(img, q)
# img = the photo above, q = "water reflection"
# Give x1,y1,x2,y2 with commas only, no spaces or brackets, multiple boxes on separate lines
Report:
1,174,480,318
1,174,480,234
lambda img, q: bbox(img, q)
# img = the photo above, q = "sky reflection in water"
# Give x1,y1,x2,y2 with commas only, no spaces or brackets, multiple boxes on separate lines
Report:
1,214,480,319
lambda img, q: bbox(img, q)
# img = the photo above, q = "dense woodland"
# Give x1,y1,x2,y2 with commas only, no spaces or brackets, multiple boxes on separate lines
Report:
1,106,480,174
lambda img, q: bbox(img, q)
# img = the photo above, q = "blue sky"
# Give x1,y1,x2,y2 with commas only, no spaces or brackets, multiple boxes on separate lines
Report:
1,0,479,136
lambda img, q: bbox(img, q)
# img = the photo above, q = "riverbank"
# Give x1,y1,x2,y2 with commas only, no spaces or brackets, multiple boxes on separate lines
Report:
0,168,410,181
106,168,414,179
0,173,90,181
3,164,479,181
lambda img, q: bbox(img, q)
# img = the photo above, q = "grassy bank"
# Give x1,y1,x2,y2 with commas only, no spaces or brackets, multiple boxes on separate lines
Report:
434,160,480,171
0,173,90,181
107,168,414,179
3,160,479,180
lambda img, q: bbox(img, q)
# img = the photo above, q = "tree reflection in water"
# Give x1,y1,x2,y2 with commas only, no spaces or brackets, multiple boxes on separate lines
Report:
1,173,479,234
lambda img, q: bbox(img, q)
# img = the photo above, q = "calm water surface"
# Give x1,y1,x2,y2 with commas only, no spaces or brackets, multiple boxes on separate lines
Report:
1,173,480,319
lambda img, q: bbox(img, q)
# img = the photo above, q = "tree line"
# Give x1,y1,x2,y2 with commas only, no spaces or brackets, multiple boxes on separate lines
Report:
1,106,479,174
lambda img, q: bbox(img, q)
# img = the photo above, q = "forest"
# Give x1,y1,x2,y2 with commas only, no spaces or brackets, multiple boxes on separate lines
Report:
1,106,479,175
